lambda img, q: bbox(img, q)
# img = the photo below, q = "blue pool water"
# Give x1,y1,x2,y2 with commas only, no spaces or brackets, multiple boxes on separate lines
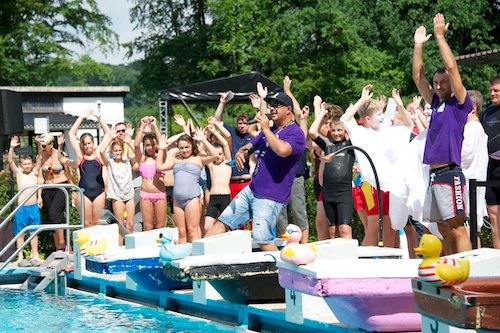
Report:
0,288,233,332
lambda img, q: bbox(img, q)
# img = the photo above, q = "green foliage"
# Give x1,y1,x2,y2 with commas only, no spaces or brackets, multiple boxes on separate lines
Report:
128,0,499,110
0,0,118,85
0,170,14,219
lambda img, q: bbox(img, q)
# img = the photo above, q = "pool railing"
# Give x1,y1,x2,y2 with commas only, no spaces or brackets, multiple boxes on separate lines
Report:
0,183,85,271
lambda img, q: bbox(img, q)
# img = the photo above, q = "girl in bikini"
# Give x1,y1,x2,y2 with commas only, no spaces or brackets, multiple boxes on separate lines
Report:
100,126,138,235
157,128,218,243
134,116,166,231
64,108,110,227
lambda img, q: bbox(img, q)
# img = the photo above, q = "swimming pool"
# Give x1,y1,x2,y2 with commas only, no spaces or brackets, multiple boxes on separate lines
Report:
0,288,233,333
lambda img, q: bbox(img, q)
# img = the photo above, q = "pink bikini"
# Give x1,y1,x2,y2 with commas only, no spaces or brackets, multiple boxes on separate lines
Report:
139,162,166,204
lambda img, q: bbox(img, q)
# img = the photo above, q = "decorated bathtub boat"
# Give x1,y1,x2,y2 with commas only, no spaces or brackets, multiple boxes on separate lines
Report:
412,248,500,333
277,257,421,332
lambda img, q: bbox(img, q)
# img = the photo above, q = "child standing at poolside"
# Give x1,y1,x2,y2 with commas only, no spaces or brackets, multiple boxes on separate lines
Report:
309,99,355,239
64,108,111,227
157,128,219,243
203,123,233,235
100,126,138,235
340,85,414,247
134,116,166,231
8,136,42,267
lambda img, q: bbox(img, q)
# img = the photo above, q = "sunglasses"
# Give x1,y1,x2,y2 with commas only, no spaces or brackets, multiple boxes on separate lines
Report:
270,103,285,109
116,129,126,133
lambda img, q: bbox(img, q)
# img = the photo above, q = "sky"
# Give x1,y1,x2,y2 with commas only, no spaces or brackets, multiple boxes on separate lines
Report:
76,0,144,65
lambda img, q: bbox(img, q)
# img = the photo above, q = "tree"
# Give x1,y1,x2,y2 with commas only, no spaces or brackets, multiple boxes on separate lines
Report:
0,0,119,86
128,0,499,110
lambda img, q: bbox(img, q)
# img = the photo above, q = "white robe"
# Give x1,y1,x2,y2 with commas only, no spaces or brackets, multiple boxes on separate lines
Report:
341,118,416,230
460,120,489,229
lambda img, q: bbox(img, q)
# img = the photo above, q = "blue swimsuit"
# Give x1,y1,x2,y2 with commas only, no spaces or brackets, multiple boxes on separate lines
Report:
173,162,201,208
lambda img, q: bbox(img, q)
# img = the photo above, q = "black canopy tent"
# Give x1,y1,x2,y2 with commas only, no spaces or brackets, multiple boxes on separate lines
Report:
158,72,282,134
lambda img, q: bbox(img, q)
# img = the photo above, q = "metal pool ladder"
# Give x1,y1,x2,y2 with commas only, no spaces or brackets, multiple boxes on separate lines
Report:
0,184,84,294
21,252,74,293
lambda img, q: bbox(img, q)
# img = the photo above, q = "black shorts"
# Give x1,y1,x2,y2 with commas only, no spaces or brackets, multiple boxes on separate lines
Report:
205,194,231,218
486,159,500,205
42,187,68,224
165,186,174,214
322,190,353,226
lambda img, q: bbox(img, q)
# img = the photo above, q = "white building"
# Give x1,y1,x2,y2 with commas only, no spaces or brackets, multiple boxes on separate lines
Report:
0,86,129,167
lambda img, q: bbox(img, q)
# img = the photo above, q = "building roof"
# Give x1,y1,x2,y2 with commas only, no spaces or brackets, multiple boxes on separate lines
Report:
23,112,99,131
455,48,500,66
0,86,130,98
0,86,129,93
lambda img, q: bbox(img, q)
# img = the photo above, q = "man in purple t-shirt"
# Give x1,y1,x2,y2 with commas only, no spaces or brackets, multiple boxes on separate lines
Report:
412,13,473,254
205,92,306,251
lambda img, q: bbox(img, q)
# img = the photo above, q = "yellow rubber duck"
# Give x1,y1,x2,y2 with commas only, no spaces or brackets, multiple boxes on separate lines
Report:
414,234,469,287
74,230,108,257
280,224,317,265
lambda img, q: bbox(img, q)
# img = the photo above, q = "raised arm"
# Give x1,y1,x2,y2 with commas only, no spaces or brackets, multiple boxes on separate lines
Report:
247,95,262,137
297,105,310,140
256,82,269,116
283,76,302,117
309,103,327,140
417,108,429,129
123,125,138,167
193,128,218,165
7,136,20,175
68,108,93,161
93,109,111,153
341,85,374,123
210,116,232,148
392,88,413,129
214,92,231,122
134,117,150,161
207,124,232,161
99,126,115,166
156,134,175,171
148,116,162,140
174,114,190,135
165,132,184,147
412,25,434,104
56,134,76,168
433,13,467,104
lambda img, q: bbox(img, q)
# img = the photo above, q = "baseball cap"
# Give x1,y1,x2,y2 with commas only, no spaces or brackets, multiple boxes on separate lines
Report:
264,92,294,108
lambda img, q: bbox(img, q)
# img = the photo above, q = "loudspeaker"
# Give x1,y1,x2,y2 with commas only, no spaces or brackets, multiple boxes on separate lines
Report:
0,89,24,135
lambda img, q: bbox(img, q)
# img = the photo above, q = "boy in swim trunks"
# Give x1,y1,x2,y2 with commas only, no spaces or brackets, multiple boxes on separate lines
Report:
203,123,233,235
8,136,42,267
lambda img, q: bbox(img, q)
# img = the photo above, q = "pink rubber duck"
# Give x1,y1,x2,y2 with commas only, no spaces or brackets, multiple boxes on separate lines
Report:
280,224,317,265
